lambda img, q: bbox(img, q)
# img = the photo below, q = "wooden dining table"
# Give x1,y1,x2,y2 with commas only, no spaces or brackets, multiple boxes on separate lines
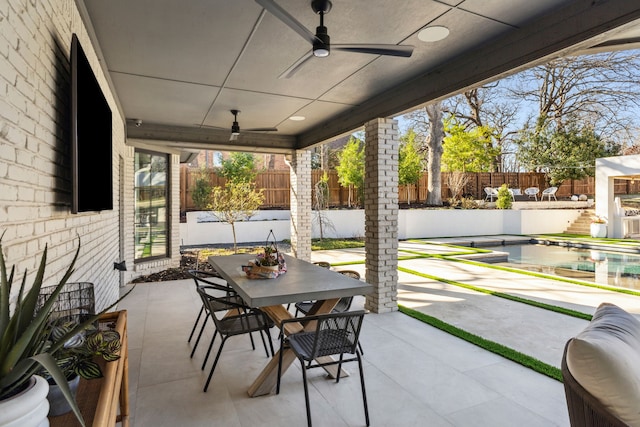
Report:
208,253,373,397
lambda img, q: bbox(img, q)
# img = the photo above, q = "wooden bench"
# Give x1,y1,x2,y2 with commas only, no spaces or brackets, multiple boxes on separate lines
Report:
49,310,129,427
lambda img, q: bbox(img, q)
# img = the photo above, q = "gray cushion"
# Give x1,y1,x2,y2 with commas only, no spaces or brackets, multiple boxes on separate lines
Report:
566,302,640,426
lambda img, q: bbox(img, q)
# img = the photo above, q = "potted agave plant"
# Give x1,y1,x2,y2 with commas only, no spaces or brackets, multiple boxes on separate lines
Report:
0,235,129,427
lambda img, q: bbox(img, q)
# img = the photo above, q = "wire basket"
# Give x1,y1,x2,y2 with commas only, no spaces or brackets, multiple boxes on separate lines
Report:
37,282,95,325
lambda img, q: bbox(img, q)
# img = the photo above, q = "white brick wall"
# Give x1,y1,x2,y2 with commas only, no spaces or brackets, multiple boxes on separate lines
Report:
364,118,399,314
288,150,312,261
0,0,182,311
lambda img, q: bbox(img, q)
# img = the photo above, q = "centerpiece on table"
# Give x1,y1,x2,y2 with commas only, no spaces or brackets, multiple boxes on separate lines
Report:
242,230,287,279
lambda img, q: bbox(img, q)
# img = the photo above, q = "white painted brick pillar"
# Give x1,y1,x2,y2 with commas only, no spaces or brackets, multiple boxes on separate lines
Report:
364,118,399,313
287,150,312,261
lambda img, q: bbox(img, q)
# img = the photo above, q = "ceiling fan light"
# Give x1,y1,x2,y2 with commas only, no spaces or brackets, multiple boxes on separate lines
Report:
418,26,450,42
313,27,330,57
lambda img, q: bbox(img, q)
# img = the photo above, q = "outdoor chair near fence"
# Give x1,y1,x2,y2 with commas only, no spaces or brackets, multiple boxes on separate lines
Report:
525,187,540,201
541,186,558,201
484,187,498,201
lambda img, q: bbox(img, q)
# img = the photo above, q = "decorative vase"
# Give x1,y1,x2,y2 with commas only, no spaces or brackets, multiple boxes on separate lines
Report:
590,223,607,238
46,375,80,417
0,375,50,427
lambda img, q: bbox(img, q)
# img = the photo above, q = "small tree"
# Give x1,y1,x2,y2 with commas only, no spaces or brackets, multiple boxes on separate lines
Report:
313,171,334,241
219,152,258,184
191,168,212,209
495,184,513,209
336,137,365,207
447,171,468,201
207,182,264,252
399,129,423,205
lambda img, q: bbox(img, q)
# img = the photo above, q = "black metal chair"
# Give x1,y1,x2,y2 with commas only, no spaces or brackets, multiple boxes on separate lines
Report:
294,270,360,316
276,310,369,427
187,270,245,359
197,286,275,392
286,261,332,311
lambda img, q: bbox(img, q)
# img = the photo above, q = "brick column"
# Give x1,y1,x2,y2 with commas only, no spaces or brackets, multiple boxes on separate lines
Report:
364,118,399,313
287,150,312,261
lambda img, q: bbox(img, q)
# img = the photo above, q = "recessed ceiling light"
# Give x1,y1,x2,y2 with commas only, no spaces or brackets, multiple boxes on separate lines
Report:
418,26,450,42
289,116,306,121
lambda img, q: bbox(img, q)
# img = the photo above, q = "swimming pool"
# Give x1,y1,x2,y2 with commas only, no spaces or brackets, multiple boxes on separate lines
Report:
484,244,640,290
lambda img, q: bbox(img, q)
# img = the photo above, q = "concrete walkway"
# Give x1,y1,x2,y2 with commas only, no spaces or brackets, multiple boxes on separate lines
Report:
121,236,640,426
312,237,640,369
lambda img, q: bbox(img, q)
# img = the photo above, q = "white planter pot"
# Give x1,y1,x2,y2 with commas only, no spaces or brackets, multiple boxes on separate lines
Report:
590,223,607,238
0,375,49,427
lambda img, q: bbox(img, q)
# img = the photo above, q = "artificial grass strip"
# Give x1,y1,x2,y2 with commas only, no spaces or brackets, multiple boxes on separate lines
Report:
398,305,563,382
399,266,593,321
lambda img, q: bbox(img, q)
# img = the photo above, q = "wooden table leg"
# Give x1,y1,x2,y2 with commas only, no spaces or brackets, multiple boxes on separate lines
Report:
247,298,340,397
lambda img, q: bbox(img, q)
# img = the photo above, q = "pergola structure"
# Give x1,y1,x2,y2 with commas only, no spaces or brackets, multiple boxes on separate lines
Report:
596,155,640,238
79,0,640,313
3,1,640,314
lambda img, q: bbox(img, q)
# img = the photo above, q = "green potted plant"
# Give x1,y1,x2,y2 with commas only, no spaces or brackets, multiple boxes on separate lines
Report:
40,322,122,416
590,215,608,238
258,245,280,269
0,235,129,427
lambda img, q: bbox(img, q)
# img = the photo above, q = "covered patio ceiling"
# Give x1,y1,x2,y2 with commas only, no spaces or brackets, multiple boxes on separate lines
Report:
79,0,640,155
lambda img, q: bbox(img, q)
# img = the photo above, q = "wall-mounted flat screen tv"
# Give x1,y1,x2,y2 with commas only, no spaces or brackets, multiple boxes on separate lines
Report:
71,33,113,213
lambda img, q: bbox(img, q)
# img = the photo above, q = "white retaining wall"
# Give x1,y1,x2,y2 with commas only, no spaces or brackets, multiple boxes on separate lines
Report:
181,209,584,245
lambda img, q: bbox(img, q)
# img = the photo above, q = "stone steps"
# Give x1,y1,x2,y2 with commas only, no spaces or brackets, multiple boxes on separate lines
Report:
564,209,595,234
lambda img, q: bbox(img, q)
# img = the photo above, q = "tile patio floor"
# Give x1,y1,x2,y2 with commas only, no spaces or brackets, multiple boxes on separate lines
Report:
118,238,640,426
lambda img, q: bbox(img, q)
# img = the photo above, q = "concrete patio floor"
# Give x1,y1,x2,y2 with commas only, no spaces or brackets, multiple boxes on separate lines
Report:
118,238,640,426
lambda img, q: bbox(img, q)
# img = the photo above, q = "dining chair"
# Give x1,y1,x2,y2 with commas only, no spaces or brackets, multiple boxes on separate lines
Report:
187,270,246,359
276,310,369,427
294,270,360,316
197,286,275,392
286,261,332,312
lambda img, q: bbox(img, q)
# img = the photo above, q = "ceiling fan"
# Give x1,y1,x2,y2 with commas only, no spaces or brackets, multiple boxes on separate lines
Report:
255,0,414,79
201,110,278,141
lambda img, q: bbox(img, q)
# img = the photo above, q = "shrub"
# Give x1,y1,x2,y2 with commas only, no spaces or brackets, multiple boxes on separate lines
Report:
496,184,513,209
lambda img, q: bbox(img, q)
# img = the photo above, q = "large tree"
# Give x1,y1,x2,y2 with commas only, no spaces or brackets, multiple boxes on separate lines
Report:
443,85,521,171
509,51,640,146
441,118,498,172
425,102,444,205
517,123,620,185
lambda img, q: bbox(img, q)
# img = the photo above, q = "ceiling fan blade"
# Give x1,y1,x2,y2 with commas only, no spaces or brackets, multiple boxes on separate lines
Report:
245,127,278,132
255,0,318,45
333,44,414,57
278,50,314,79
197,124,226,130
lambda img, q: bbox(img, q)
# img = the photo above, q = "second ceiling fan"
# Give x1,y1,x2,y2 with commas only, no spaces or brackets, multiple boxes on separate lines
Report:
256,0,414,78
227,109,277,141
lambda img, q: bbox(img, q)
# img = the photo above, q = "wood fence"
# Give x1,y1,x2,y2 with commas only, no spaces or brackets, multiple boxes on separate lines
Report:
180,167,640,212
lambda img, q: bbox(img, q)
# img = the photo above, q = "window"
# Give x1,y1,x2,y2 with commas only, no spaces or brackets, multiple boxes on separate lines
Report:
134,151,169,261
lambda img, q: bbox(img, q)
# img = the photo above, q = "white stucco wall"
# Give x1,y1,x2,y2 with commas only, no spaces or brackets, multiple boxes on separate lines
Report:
181,209,583,245
595,155,640,238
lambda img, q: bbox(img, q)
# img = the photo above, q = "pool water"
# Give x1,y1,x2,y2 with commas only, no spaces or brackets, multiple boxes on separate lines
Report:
485,244,640,290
